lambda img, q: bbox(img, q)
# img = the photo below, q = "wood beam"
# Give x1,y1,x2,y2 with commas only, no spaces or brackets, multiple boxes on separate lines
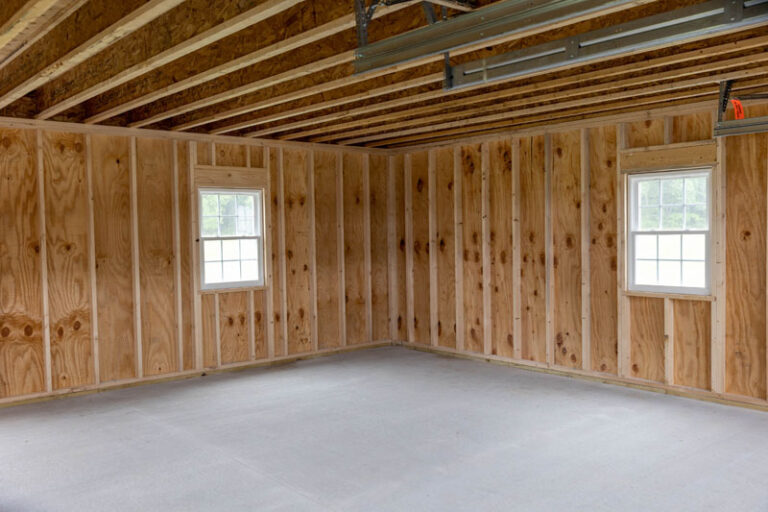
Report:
35,0,303,120
125,0,654,131
0,0,185,111
0,0,60,54
261,34,768,141
333,64,768,146
82,0,419,126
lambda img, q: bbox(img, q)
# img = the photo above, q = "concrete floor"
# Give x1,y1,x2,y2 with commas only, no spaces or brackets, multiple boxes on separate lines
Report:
1,347,767,512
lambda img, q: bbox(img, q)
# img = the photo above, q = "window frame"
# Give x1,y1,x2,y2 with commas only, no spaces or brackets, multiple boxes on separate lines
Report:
198,187,266,291
627,168,712,296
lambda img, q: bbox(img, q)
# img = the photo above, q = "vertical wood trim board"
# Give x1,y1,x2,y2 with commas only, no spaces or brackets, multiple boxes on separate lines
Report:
309,151,319,353
85,135,100,385
511,138,523,360
616,125,630,377
363,155,373,343
129,137,143,379
580,129,591,371
428,150,439,347
545,134,554,366
172,140,183,372
453,146,465,352
481,142,492,356
387,156,398,340
36,130,52,392
337,151,347,347
711,136,726,393
404,154,415,344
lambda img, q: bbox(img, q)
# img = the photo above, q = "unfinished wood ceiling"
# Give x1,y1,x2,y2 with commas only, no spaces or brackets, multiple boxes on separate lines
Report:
1,0,767,148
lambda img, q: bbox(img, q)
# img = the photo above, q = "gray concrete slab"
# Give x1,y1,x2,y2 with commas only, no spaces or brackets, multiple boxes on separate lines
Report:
1,347,767,512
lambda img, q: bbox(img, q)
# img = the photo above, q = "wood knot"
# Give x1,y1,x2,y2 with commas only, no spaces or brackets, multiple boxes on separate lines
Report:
57,326,64,337
0,327,9,337
255,312,262,322
632,363,640,373
556,147,563,157
416,178,424,192
228,317,234,326
24,325,33,337
742,230,752,241
73,321,81,331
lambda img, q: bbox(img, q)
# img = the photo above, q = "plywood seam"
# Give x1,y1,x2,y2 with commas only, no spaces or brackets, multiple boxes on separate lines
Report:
404,154,414,344
309,151,319,352
172,140,183,372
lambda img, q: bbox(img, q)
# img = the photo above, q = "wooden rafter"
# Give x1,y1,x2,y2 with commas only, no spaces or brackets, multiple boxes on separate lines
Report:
0,0,186,111
232,34,768,139
122,0,656,131
80,0,420,125
34,0,304,120
0,0,61,54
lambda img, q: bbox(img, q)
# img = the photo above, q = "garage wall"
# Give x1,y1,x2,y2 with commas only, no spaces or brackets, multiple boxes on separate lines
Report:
0,128,391,402
396,105,768,407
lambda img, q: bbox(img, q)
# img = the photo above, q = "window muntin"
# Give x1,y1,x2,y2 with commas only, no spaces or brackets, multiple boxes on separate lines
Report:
199,189,264,290
628,169,711,295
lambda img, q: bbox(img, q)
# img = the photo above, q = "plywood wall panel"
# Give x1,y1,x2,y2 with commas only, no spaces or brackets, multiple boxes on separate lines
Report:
201,293,217,368
587,126,618,374
370,154,389,341
551,130,582,368
435,147,456,349
43,131,94,390
673,300,711,390
176,141,194,371
253,290,267,359
269,148,285,357
0,129,45,398
136,138,178,376
343,153,368,345
725,125,767,399
519,136,547,362
215,143,248,167
672,112,712,143
283,148,312,354
625,119,665,148
393,155,407,341
196,142,212,166
629,296,665,383
488,138,514,358
460,144,484,353
91,135,135,382
410,151,430,345
219,291,249,365
313,151,341,349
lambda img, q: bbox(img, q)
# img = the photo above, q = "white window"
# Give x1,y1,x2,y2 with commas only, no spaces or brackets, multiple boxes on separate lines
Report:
199,189,264,290
628,169,710,295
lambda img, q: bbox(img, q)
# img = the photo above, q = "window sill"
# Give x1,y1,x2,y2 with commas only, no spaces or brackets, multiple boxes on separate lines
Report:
623,290,714,302
200,286,268,295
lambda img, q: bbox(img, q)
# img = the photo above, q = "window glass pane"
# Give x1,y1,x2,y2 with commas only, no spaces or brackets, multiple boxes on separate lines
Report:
639,180,660,206
635,234,657,260
222,239,240,261
635,260,657,285
219,216,236,236
201,194,218,216
659,261,681,287
682,234,706,261
241,239,259,260
685,205,708,230
205,262,222,283
202,217,218,237
661,205,684,230
241,261,259,281
237,217,255,236
639,207,660,230
658,234,680,260
237,195,254,218
203,240,221,262
682,261,706,288
661,178,683,205
219,194,236,216
685,176,707,204
223,261,240,282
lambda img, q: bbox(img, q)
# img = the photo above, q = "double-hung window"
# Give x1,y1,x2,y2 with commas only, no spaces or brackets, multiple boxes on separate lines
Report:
628,169,711,295
199,189,265,290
